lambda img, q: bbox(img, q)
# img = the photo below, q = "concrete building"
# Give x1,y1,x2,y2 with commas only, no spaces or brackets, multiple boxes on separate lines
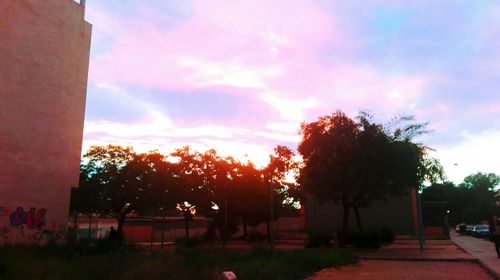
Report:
304,188,420,236
0,0,91,243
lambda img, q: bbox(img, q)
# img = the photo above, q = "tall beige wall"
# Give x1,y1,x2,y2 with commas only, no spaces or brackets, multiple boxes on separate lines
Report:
304,192,415,236
0,0,91,243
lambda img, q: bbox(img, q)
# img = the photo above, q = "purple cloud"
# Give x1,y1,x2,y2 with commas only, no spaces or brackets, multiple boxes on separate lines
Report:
83,0,500,182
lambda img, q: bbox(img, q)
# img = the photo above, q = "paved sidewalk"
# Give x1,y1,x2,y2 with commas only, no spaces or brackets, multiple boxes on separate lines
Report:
309,238,496,280
307,260,493,280
135,239,306,251
451,231,500,278
350,239,474,261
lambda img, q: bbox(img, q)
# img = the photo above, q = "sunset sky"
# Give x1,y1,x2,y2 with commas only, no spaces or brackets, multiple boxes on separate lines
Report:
82,0,500,184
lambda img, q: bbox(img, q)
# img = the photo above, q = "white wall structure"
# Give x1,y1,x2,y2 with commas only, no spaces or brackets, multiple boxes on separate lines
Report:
0,0,91,243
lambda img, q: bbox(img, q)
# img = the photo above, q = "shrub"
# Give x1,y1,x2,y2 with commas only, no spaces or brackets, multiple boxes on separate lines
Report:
362,232,381,249
344,232,381,249
380,227,394,243
246,231,267,242
0,244,357,280
305,233,332,248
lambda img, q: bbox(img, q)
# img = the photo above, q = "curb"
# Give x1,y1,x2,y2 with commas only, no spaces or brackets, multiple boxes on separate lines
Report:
451,240,499,280
476,261,500,280
356,257,478,263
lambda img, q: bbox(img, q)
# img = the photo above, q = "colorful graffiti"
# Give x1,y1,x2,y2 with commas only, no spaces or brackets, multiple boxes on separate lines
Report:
0,206,67,243
0,206,12,218
9,207,47,230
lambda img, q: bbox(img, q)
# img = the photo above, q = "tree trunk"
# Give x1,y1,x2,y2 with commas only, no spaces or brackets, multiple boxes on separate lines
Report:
117,215,125,238
339,204,351,247
353,206,363,234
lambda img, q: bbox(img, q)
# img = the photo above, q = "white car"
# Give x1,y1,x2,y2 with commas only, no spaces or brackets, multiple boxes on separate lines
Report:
472,224,490,238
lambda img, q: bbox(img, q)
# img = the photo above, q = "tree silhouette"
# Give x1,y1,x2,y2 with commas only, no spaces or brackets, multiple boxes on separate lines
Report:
71,143,297,243
77,145,178,236
299,111,433,245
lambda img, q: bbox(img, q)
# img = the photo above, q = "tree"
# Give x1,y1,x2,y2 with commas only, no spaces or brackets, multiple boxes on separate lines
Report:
139,151,182,217
233,161,269,238
170,147,206,209
421,181,461,224
460,172,499,192
70,173,103,241
458,172,499,222
422,173,499,225
298,111,431,245
266,145,301,207
299,112,359,244
78,145,172,236
170,147,242,240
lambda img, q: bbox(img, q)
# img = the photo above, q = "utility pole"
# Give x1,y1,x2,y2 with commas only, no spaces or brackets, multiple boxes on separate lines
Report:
224,197,228,245
161,209,166,250
269,180,274,247
417,192,425,252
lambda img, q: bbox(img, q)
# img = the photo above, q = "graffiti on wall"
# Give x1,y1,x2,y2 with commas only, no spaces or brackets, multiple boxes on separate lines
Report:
32,223,67,242
9,207,47,230
0,206,12,218
0,206,66,243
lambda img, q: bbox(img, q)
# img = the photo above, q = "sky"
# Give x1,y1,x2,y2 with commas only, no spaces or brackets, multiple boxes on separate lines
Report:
82,0,500,184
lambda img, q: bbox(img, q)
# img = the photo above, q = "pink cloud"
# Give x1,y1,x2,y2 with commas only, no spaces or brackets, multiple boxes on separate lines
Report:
85,0,433,164
89,0,429,115
90,0,333,89
81,1,500,183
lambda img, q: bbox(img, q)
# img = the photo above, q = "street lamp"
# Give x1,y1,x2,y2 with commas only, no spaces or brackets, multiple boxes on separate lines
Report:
176,202,196,240
444,209,450,239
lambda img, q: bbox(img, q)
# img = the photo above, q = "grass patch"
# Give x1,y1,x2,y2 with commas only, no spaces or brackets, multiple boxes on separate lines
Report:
0,244,356,280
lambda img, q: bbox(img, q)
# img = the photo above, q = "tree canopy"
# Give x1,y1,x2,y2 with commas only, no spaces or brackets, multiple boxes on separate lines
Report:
72,144,297,240
298,111,438,244
422,172,500,224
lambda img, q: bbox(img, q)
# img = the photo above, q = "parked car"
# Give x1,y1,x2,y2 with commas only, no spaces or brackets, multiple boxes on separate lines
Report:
472,224,490,238
465,225,475,235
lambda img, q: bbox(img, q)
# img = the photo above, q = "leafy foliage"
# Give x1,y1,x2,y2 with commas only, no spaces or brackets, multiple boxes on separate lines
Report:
422,172,500,224
298,111,438,245
305,233,332,248
72,144,299,241
0,245,356,280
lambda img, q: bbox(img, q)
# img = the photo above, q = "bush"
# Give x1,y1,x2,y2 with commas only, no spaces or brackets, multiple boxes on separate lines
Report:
380,227,394,243
0,244,357,280
246,231,267,242
362,232,381,249
344,232,381,249
305,233,332,248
